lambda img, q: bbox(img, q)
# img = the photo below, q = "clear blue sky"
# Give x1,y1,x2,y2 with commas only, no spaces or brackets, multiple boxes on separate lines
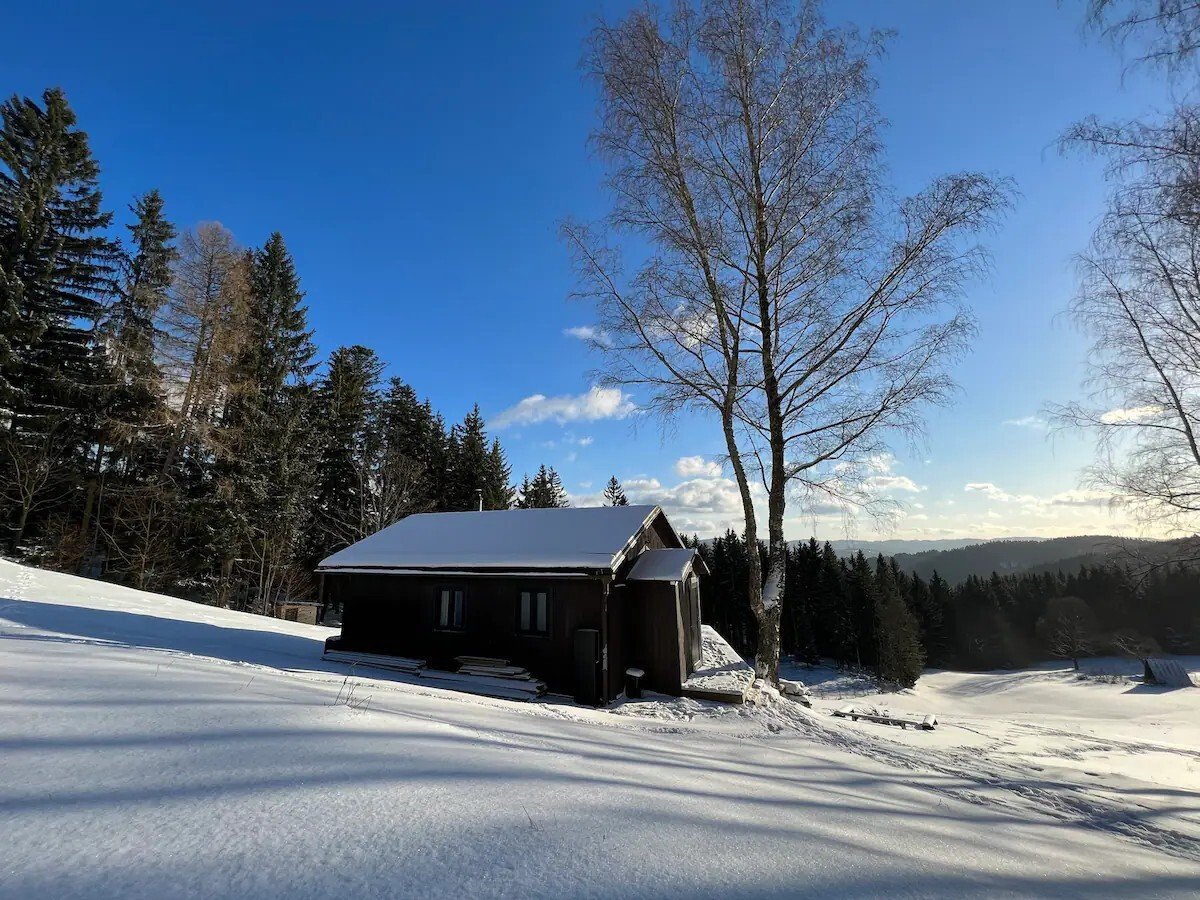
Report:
0,1,1172,540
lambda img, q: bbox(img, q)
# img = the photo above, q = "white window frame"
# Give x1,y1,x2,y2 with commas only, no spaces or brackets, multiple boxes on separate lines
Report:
437,586,464,631
518,588,550,637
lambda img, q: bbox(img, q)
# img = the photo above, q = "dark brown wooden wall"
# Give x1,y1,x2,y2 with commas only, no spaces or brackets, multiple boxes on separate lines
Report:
622,581,687,695
328,573,605,697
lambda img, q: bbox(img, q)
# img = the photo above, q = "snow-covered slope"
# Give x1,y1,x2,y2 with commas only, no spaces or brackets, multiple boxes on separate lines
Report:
2,559,1198,898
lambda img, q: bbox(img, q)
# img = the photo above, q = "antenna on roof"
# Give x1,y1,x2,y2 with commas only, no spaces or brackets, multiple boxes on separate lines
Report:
476,489,483,512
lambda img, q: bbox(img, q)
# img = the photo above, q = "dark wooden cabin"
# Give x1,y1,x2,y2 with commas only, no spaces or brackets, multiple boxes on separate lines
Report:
316,505,708,704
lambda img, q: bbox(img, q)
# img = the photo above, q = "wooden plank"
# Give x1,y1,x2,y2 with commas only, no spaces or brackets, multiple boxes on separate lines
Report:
455,655,511,667
323,650,425,672
418,670,546,693
457,665,530,677
681,684,749,704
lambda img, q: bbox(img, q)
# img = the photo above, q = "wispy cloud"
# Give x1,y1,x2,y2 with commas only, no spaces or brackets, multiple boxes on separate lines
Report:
1002,415,1048,430
491,386,636,429
1100,405,1161,424
964,482,1110,509
563,325,612,346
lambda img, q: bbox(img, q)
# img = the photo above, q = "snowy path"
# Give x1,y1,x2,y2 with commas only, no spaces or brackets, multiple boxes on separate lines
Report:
2,560,1198,898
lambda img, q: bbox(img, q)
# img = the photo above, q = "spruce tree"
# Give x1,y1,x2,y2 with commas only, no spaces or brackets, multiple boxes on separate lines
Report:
603,475,629,506
377,378,435,517
518,464,569,508
425,411,450,509
100,190,177,476
875,589,926,687
220,232,317,611
0,89,117,423
846,552,879,669
306,345,383,563
0,88,118,549
446,405,512,510
484,438,514,510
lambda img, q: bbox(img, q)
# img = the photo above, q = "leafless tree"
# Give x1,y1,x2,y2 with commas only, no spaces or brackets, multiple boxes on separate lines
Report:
1037,596,1098,670
1086,0,1200,71
1060,190,1200,536
0,421,74,551
566,0,1007,680
374,453,433,534
1051,0,1200,570
99,482,183,590
157,222,250,472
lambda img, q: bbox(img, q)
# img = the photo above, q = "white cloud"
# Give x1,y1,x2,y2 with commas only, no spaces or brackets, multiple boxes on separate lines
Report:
625,475,754,535
842,454,926,494
1002,415,1048,430
491,386,636,430
1047,489,1110,508
866,473,924,493
964,482,1111,510
964,482,1019,503
624,477,662,491
568,472,757,536
674,455,722,478
563,325,612,346
1101,405,1161,424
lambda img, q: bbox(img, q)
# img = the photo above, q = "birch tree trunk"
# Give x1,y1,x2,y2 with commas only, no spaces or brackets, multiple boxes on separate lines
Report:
571,0,1007,682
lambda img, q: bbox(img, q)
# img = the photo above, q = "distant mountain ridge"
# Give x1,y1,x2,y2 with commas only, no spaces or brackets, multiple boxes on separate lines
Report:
784,535,1169,583
883,536,1158,583
822,538,998,555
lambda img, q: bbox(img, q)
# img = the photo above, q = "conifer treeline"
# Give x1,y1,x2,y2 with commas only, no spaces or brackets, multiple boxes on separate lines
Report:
694,532,1200,683
0,87,569,611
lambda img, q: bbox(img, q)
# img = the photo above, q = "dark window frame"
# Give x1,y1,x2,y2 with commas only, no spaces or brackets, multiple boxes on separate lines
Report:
435,585,466,632
516,586,552,638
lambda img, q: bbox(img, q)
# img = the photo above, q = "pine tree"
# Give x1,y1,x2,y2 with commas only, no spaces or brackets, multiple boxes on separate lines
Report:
99,190,177,478
845,552,879,669
305,345,383,563
603,475,629,506
0,88,118,549
445,405,511,510
377,378,435,518
875,584,926,688
425,411,451,510
219,232,317,611
484,439,514,510
518,464,569,508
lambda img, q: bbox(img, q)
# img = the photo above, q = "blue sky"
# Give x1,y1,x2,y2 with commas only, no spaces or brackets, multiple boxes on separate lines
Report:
1,1,1173,540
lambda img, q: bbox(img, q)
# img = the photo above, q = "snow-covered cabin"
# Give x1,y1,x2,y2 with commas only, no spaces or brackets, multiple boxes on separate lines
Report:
316,505,708,704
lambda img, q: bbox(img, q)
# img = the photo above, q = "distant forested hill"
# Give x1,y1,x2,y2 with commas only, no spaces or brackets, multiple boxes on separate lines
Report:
888,536,1162,583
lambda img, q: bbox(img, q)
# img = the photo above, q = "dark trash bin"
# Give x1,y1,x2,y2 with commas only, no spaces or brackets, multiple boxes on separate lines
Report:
625,667,645,699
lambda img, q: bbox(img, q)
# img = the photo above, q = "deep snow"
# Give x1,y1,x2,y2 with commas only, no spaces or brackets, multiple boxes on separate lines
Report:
2,559,1198,898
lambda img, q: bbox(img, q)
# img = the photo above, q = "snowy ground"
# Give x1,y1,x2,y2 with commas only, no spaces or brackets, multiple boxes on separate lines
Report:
2,559,1198,898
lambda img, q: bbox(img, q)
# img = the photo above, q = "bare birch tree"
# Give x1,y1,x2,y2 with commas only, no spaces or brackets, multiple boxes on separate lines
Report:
1057,117,1200,553
1087,0,1200,70
1056,0,1200,564
567,0,1008,680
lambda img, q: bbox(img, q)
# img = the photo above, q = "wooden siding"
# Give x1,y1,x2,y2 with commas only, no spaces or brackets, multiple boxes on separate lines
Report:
321,508,697,704
327,572,606,698
622,581,689,695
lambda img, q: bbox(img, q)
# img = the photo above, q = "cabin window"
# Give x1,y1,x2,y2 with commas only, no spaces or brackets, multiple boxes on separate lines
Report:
517,588,550,637
437,587,464,630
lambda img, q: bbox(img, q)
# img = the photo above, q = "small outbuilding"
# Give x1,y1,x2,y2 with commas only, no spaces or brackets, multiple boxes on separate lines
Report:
273,598,323,625
316,505,710,704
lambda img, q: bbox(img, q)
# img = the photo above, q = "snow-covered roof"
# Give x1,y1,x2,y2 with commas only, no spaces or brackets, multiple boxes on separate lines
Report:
626,548,706,582
318,505,670,573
